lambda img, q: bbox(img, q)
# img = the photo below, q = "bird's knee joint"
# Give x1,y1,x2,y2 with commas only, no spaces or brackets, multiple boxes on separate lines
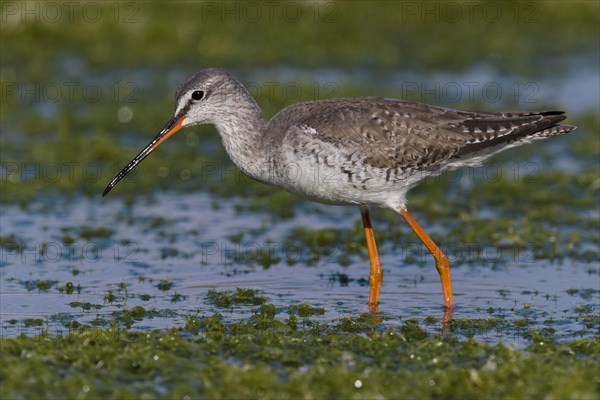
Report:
434,254,450,271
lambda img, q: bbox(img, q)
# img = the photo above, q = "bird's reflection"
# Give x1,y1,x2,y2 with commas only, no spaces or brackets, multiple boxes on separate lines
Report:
368,303,454,332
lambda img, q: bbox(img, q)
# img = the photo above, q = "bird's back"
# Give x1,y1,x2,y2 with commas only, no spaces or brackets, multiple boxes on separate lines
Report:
266,96,576,172
257,97,576,209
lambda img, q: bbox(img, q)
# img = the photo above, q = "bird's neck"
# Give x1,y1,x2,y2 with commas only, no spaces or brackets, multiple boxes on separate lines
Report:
213,90,270,181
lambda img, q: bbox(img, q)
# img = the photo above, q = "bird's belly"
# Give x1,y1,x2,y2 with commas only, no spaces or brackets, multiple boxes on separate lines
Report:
266,156,415,208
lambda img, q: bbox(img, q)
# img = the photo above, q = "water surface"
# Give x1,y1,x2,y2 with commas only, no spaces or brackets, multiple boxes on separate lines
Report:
2,192,597,347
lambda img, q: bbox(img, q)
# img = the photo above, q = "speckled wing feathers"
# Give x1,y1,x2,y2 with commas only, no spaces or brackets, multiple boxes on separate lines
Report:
271,97,575,171
451,111,574,156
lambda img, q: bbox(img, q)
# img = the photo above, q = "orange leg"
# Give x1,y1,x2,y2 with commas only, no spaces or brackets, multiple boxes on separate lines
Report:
360,205,383,310
399,209,454,308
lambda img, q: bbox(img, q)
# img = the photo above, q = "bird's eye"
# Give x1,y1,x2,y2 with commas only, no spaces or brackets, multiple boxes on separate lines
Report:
191,90,204,100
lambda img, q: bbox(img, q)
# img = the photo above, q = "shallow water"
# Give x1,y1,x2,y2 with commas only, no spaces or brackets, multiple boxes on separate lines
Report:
1,192,597,347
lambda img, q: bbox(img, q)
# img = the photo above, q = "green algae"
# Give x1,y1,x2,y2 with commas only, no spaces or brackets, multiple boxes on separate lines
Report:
78,226,114,240
22,279,57,292
206,288,267,308
62,282,74,294
290,304,326,318
156,280,173,292
1,2,597,76
1,314,598,399
68,302,101,312
1,282,598,398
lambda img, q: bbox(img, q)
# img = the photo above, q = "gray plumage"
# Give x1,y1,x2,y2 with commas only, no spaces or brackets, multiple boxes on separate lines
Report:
169,68,575,210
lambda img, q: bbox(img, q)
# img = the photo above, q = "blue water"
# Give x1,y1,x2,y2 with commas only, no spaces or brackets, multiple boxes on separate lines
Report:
1,192,597,347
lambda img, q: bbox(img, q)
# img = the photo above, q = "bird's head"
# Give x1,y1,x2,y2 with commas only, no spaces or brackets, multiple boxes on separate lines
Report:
102,68,243,196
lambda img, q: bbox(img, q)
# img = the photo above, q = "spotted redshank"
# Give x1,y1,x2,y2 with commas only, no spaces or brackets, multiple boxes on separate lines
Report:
103,68,576,310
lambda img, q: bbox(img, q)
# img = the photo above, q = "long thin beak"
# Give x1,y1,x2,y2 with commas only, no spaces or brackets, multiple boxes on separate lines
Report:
102,115,186,196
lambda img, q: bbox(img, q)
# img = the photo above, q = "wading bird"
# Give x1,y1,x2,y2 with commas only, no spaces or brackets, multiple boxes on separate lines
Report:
103,68,576,310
